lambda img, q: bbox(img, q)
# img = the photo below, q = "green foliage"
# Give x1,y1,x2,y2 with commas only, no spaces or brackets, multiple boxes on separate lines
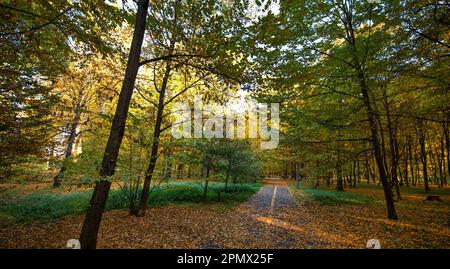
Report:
296,182,374,205
250,0,449,192
150,182,262,205
181,139,264,184
0,0,127,179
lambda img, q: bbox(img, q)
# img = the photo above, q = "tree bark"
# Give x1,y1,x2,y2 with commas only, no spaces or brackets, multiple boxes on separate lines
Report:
225,161,232,191
203,158,211,201
417,120,430,192
79,0,150,249
295,161,300,189
443,121,450,185
343,6,397,218
359,76,397,219
53,108,81,187
403,143,409,187
381,86,402,199
336,154,344,191
408,138,414,187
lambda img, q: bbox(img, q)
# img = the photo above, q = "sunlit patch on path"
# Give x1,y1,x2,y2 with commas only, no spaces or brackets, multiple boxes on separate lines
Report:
255,215,304,232
235,179,302,248
228,179,360,248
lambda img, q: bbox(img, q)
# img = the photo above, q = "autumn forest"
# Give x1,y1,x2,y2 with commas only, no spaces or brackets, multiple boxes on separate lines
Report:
0,0,449,250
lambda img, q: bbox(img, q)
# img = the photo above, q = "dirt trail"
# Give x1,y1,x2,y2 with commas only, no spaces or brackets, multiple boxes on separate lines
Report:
201,179,314,248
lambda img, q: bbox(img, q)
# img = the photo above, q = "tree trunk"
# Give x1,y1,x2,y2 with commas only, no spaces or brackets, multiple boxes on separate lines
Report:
417,120,430,192
165,150,173,178
203,179,209,201
383,91,401,199
225,161,232,191
295,161,300,188
135,59,172,217
336,154,344,191
438,138,444,187
342,7,397,218
412,139,418,186
357,160,361,184
358,73,397,219
443,121,450,185
403,143,409,187
408,138,414,187
177,164,184,179
365,157,371,184
203,159,210,202
428,136,439,187
79,0,150,249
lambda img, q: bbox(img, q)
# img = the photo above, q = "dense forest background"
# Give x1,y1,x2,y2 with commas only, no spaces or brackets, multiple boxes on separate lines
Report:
0,0,449,249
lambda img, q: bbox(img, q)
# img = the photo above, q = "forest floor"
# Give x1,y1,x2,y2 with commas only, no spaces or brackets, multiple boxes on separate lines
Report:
0,180,449,248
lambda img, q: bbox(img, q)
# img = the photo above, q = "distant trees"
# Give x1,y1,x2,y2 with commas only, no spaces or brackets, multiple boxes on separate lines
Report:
0,0,126,180
250,0,449,220
51,56,123,187
177,138,263,199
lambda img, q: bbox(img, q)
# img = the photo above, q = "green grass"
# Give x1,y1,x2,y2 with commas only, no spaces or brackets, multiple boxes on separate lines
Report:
0,181,262,224
291,182,375,205
150,182,261,204
350,181,450,196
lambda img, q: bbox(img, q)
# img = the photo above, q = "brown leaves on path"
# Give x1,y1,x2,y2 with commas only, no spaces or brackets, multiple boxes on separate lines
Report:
1,183,449,249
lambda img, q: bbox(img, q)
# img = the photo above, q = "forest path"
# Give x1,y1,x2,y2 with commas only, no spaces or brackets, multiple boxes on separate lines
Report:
238,180,303,248
201,179,317,248
245,179,297,215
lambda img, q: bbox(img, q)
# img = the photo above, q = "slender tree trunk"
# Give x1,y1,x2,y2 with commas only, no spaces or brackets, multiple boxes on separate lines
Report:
372,157,378,183
79,0,150,249
428,137,439,187
295,161,300,188
438,138,444,187
166,150,173,178
443,121,450,185
357,73,397,219
399,165,404,186
344,10,397,217
377,114,390,181
177,164,184,179
203,179,209,201
383,91,401,199
365,157,371,184
408,138,414,187
413,139,419,186
440,134,446,186
225,161,232,191
357,160,361,184
135,60,172,217
366,156,376,183
336,154,344,191
203,158,210,201
47,143,55,170
417,120,430,192
202,158,209,178
403,143,409,187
